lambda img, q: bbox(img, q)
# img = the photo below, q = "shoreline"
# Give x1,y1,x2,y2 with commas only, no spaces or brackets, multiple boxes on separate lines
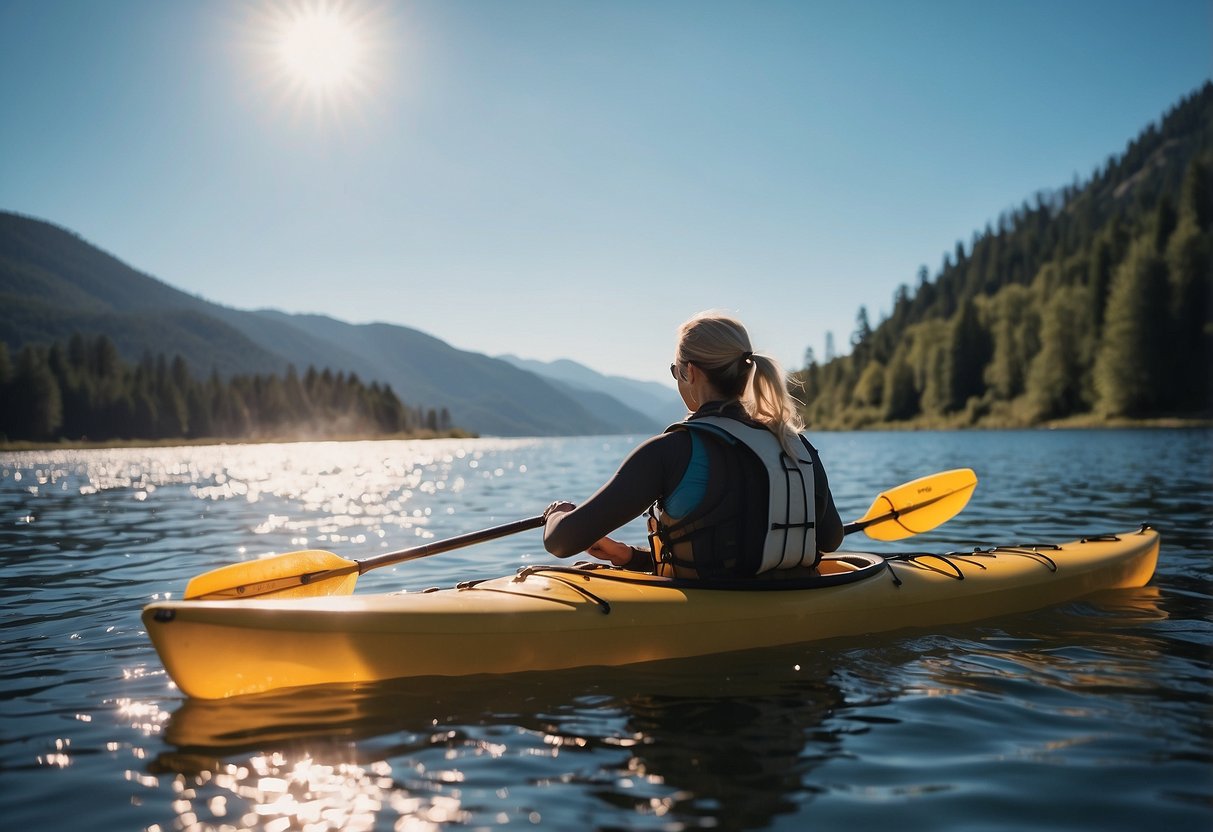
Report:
3,420,1210,452
0,429,477,453
810,414,1213,433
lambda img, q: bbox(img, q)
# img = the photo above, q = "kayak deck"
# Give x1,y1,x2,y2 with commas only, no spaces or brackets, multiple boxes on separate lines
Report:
143,527,1160,699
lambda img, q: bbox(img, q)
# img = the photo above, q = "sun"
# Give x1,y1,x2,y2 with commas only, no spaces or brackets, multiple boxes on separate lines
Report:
273,3,366,94
248,0,387,121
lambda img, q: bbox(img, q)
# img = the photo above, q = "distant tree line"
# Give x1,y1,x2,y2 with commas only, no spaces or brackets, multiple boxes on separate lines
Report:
0,333,456,442
798,83,1213,428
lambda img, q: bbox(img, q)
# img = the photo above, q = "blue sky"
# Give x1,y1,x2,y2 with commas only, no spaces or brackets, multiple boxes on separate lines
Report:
1,1,1209,384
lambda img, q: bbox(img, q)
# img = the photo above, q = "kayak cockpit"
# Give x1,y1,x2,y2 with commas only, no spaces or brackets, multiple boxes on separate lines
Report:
485,552,890,593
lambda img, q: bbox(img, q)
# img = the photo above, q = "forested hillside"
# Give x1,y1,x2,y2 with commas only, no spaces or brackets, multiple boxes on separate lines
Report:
0,334,459,443
798,83,1212,428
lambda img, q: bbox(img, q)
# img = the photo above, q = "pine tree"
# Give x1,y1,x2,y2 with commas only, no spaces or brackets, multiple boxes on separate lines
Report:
93,335,121,379
171,355,190,391
1094,238,1170,416
0,342,13,438
851,361,884,408
1088,232,1116,333
186,384,213,439
882,353,918,421
67,334,88,371
1026,286,1093,419
983,284,1040,401
284,364,309,416
1164,162,1213,410
11,347,63,439
258,375,290,431
852,306,872,349
908,321,951,416
945,299,992,411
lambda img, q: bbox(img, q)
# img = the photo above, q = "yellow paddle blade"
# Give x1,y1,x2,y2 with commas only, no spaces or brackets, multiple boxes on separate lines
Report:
183,549,359,601
854,468,978,541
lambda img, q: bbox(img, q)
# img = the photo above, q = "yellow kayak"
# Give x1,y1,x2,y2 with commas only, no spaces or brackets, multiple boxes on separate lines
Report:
142,526,1159,700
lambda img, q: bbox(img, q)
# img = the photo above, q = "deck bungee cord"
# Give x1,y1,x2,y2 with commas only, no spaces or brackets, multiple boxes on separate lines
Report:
437,526,1146,603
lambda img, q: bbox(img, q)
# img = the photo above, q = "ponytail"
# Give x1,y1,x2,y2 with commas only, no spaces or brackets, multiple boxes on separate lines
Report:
677,311,805,457
747,353,805,458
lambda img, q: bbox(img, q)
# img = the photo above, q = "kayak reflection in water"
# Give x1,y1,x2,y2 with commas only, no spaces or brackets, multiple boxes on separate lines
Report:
544,311,844,580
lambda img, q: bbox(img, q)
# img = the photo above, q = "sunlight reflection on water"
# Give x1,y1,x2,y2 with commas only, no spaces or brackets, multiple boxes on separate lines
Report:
1,430,1210,831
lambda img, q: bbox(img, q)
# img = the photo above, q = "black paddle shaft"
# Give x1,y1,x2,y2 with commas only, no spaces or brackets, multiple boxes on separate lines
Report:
355,515,547,574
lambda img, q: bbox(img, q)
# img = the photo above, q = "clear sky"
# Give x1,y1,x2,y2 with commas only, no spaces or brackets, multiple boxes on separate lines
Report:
1,1,1209,384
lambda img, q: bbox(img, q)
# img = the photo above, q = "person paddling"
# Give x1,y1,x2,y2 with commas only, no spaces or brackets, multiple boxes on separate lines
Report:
544,311,843,579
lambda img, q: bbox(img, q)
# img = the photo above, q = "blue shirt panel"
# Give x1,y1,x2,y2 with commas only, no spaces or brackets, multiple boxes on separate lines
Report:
665,429,709,518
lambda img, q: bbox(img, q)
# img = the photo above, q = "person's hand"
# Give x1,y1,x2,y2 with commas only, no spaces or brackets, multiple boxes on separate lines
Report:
587,536,633,567
544,500,576,521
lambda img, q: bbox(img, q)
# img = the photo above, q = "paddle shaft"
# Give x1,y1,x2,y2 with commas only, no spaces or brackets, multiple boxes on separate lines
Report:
843,518,892,536
358,515,546,573
300,515,547,586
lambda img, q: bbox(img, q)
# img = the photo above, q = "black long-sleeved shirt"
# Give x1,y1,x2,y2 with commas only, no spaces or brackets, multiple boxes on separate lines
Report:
544,404,844,568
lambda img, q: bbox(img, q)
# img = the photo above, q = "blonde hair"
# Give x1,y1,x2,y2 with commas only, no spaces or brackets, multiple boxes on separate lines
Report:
676,311,805,456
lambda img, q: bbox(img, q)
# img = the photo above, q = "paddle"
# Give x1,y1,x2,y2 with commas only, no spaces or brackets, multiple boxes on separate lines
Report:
183,515,545,601
182,468,977,602
843,467,977,541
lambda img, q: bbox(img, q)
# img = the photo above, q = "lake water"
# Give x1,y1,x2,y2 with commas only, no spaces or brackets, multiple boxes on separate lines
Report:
1,429,1210,831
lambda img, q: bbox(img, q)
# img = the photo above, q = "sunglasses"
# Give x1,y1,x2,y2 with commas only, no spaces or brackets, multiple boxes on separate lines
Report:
669,362,687,381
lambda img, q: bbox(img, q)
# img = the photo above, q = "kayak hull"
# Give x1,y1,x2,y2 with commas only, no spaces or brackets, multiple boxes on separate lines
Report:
142,527,1160,699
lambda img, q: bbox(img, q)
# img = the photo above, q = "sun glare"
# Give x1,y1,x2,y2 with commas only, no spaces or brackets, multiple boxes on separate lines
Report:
248,0,388,124
275,5,365,93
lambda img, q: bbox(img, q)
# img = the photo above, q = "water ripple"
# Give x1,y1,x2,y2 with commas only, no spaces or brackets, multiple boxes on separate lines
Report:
1,430,1210,830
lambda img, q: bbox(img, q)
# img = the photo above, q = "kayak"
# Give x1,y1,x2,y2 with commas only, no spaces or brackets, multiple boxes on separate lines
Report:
142,526,1160,700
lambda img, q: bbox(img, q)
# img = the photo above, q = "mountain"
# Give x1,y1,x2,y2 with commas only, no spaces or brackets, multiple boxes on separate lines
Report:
0,211,652,436
0,215,286,378
798,82,1213,428
498,354,685,428
250,311,640,436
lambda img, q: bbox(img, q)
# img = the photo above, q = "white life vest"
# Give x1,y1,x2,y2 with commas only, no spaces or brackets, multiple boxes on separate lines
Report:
651,416,817,576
